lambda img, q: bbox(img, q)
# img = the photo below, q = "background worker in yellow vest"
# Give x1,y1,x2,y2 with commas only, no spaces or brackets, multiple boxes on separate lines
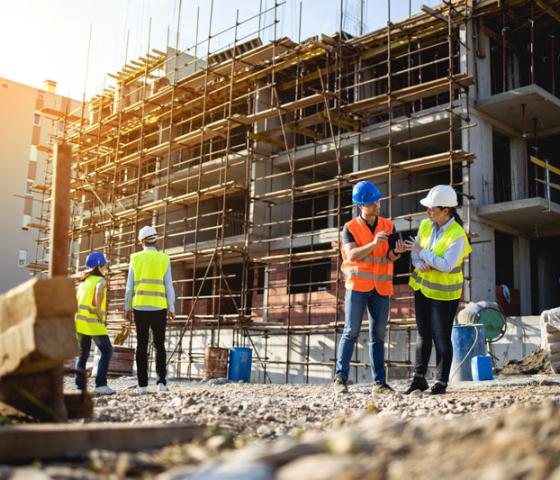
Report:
403,185,472,395
334,180,407,395
124,225,175,395
75,252,115,395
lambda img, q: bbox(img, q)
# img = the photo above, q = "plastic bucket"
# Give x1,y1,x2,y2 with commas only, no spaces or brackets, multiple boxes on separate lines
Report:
228,347,252,382
450,324,486,383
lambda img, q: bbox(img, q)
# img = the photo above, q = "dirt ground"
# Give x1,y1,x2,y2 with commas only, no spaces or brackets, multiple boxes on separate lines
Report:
2,374,560,479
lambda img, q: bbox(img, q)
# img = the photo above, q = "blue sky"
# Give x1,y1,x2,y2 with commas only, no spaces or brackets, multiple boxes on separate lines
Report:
0,0,440,100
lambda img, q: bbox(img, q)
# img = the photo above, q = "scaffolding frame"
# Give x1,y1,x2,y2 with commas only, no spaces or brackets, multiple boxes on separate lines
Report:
31,0,482,383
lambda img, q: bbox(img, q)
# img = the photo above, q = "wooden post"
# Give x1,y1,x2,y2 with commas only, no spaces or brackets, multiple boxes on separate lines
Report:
49,143,72,277
47,142,73,420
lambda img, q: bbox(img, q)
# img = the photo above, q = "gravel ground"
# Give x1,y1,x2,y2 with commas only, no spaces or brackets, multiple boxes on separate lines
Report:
68,375,560,438
2,375,560,479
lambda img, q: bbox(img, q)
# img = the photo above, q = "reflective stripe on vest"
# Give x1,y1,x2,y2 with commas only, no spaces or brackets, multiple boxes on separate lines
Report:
340,216,395,295
131,250,169,309
408,218,472,301
74,275,108,336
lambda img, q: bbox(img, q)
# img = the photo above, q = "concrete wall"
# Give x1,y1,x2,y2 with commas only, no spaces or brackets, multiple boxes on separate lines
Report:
110,315,542,385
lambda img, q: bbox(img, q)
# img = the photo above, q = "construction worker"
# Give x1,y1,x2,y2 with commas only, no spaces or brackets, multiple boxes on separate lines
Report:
334,180,407,394
403,185,472,395
124,225,175,394
74,252,115,395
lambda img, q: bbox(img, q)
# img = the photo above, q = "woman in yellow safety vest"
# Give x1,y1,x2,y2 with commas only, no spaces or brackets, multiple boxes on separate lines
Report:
403,185,472,395
74,252,115,395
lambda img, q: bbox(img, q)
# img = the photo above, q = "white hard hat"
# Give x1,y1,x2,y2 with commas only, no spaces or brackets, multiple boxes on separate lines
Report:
420,185,458,208
138,225,158,242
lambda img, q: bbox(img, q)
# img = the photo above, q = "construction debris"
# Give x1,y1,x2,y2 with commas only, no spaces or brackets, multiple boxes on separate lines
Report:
500,348,553,376
0,277,90,421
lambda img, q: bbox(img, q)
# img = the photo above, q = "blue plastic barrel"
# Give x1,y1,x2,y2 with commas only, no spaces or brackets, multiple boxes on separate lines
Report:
228,347,252,382
471,354,494,381
450,324,486,383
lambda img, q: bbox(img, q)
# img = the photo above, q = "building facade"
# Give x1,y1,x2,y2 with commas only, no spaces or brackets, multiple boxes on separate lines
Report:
26,0,560,381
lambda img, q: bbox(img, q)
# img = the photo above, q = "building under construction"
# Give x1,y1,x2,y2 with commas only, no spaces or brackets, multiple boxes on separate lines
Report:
26,0,560,383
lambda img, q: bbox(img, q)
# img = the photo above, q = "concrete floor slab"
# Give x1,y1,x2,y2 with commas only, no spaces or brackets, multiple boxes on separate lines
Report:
476,84,560,133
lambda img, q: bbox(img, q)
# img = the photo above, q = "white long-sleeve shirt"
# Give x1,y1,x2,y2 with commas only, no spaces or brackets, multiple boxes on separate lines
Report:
411,217,465,273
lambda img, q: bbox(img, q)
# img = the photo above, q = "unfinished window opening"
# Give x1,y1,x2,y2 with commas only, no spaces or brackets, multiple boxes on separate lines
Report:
288,243,331,294
493,130,511,203
293,194,329,234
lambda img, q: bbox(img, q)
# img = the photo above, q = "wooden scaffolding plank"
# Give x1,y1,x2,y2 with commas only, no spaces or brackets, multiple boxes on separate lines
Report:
0,423,204,462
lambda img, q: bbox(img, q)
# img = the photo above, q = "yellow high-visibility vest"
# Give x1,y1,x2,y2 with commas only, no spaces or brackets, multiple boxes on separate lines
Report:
409,218,471,301
131,250,169,309
75,275,107,336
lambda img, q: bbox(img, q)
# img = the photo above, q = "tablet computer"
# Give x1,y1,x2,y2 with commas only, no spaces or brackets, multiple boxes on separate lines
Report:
387,231,402,244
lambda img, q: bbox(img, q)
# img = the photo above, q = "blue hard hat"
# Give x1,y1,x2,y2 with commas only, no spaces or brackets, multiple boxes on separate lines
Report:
85,251,107,269
352,180,382,205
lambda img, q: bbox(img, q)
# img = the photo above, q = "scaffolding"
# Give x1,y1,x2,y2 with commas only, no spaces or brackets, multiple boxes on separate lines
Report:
31,0,481,383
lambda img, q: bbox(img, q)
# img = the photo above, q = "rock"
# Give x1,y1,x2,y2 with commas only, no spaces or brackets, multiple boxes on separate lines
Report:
227,438,324,467
170,396,182,408
256,425,272,437
159,460,274,480
206,435,230,452
8,468,50,480
277,454,363,480
327,430,374,454
207,378,228,385
43,466,99,479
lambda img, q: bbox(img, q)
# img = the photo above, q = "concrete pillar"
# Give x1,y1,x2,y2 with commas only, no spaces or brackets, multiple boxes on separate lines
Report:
463,111,494,206
460,21,491,101
510,137,526,200
469,220,496,302
513,236,531,315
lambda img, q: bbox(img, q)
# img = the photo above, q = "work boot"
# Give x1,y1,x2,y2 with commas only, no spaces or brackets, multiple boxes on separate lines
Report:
404,376,429,394
333,375,349,394
94,385,115,395
137,386,148,395
371,383,394,395
430,382,447,395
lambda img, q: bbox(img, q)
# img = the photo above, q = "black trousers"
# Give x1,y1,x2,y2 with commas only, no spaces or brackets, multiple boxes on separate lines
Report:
133,309,167,387
413,290,459,384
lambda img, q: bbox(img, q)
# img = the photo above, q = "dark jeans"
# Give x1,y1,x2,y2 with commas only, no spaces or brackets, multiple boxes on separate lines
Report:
76,334,113,389
134,309,167,387
335,288,390,384
413,290,459,384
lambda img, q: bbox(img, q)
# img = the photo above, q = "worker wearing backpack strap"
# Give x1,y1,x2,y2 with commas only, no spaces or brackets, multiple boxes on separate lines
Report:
334,180,407,395
404,185,472,395
124,226,175,395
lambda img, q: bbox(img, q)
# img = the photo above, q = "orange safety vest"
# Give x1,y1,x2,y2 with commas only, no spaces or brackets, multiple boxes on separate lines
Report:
340,216,394,295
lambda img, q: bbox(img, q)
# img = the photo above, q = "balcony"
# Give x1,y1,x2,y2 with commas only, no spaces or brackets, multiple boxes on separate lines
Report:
478,156,560,236
476,84,560,136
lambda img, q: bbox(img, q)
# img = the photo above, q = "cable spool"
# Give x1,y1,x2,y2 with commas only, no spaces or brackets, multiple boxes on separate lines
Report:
474,306,507,343
456,301,507,343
